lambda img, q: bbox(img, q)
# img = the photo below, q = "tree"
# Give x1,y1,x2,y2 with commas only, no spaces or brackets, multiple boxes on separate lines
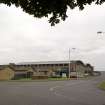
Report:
0,0,104,26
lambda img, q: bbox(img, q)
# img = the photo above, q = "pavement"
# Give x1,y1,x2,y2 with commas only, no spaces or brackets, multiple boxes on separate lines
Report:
0,71,105,105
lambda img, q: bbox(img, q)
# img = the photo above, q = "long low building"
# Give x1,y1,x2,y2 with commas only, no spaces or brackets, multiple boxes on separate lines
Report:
0,60,94,80
16,60,94,77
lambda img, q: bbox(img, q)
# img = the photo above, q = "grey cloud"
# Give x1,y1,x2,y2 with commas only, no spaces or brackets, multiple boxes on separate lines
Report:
0,3,105,70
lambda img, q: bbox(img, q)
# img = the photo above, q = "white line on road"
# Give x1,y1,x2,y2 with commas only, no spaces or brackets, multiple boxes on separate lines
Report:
49,81,85,92
49,81,91,105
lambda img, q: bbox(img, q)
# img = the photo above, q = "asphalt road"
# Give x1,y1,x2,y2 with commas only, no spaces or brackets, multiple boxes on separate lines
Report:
0,72,105,105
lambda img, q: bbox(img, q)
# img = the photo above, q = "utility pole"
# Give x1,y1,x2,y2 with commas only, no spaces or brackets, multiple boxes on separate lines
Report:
68,48,70,78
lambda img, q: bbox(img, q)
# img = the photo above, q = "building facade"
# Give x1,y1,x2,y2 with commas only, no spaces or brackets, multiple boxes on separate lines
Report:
16,60,94,78
0,60,94,80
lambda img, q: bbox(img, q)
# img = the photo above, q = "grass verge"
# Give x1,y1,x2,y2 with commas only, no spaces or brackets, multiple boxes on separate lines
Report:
48,77,69,81
6,77,69,82
99,81,105,90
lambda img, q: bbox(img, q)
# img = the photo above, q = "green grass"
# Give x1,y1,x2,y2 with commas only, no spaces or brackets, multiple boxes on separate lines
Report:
48,77,69,81
15,77,69,81
13,77,69,81
18,78,32,80
9,78,33,81
99,81,105,90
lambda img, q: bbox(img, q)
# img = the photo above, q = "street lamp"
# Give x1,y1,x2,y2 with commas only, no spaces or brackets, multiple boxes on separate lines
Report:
68,48,76,78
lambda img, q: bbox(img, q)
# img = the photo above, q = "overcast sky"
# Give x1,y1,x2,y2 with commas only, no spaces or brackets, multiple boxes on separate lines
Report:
0,3,105,71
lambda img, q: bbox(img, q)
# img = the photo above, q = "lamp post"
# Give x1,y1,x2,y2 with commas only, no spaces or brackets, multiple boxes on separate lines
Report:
68,48,76,78
68,48,70,78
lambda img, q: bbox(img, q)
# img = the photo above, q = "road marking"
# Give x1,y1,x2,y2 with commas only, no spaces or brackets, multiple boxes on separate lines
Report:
49,85,62,91
49,81,85,92
49,81,91,105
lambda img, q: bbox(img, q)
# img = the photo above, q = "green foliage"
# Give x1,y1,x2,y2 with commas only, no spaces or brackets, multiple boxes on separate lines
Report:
0,0,105,26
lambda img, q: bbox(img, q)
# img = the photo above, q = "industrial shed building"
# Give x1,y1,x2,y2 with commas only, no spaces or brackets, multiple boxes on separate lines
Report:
0,60,94,80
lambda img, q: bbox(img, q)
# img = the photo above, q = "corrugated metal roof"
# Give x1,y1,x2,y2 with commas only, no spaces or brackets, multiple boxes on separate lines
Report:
17,61,71,65
16,60,86,66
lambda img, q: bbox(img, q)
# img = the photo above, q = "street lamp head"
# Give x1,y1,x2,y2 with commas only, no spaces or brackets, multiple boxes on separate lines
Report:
72,48,76,50
97,31,105,34
97,31,102,34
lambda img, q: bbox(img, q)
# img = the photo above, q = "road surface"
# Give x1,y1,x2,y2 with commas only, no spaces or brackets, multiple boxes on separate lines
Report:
0,72,105,105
